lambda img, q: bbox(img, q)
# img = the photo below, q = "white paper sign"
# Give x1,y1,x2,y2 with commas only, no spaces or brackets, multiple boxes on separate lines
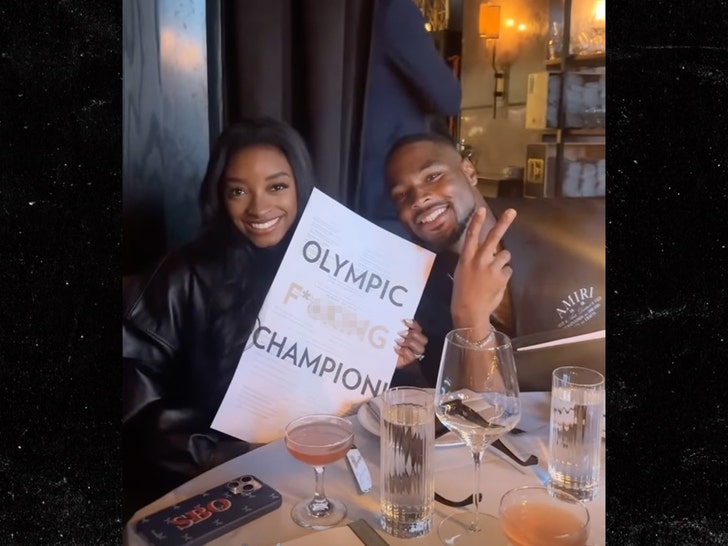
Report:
211,189,435,443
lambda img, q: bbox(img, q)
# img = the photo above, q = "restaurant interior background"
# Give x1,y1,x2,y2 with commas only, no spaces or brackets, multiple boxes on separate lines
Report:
122,0,605,275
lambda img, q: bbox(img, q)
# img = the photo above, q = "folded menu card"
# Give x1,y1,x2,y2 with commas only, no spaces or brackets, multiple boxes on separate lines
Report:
515,328,605,352
212,189,435,443
511,326,605,392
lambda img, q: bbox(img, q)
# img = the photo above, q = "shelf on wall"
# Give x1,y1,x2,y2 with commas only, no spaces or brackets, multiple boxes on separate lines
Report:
537,128,606,143
564,128,606,137
523,0,606,198
545,53,606,69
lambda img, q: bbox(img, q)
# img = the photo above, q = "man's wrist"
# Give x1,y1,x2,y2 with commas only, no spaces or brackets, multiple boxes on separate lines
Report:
452,315,492,338
452,325,495,348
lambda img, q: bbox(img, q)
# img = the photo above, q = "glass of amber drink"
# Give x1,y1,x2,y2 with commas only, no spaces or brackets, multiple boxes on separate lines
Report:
284,414,355,529
499,486,590,546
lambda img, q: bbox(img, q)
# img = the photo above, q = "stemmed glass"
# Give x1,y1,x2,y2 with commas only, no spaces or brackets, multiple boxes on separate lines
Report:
499,486,590,546
284,414,354,529
434,328,521,546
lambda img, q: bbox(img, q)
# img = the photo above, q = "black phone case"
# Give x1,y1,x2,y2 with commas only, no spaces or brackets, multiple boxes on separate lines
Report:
135,475,282,546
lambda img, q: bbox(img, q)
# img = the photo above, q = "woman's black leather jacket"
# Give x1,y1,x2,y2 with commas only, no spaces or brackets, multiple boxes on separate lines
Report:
123,231,281,509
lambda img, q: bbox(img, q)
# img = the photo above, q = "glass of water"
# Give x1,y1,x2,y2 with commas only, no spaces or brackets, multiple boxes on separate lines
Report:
548,366,605,502
379,387,435,538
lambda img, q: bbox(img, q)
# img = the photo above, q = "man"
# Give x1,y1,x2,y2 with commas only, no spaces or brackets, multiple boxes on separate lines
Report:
358,0,461,237
385,133,606,387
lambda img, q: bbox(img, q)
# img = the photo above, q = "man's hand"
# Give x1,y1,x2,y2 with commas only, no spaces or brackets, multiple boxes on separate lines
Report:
450,207,517,340
395,319,428,368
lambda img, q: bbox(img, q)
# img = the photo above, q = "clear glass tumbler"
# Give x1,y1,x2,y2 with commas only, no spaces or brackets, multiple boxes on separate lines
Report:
379,386,435,538
548,366,605,502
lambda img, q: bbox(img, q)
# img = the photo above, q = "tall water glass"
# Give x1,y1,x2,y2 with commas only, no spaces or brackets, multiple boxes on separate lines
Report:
379,387,435,538
548,366,605,502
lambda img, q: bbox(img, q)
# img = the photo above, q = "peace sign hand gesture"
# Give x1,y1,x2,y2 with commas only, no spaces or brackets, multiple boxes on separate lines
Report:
450,207,517,342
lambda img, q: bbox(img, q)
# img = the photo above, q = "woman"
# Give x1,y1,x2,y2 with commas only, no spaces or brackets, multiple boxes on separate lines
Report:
122,118,426,517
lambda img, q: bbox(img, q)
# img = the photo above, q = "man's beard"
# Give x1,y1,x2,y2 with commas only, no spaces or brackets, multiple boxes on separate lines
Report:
413,205,475,253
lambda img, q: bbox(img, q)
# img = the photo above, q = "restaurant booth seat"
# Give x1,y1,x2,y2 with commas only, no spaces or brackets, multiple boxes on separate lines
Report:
513,334,605,392
488,196,606,392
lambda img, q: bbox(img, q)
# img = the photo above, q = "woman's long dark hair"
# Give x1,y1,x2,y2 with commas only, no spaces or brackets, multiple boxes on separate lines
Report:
197,119,317,358
198,117,316,239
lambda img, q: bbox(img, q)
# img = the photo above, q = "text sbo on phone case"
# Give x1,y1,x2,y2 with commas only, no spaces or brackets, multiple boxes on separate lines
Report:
135,475,282,546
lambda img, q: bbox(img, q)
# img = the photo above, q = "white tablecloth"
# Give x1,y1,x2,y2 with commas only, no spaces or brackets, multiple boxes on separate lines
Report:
124,392,605,546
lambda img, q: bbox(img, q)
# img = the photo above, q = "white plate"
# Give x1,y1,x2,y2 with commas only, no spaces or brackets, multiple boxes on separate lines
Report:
356,392,464,448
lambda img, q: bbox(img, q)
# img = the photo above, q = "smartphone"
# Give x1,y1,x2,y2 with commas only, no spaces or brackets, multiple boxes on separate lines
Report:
136,475,282,546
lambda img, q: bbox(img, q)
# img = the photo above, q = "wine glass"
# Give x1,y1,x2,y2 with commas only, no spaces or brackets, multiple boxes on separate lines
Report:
284,414,354,529
434,328,521,546
499,486,590,546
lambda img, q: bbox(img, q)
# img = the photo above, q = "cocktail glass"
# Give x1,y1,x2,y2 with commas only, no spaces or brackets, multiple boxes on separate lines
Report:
499,486,590,546
284,414,354,529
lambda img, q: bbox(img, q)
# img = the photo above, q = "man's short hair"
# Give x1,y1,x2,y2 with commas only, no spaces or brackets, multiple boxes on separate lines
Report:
384,132,459,168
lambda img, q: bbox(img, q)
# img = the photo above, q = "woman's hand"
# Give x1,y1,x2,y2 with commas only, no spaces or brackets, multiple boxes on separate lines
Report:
395,319,428,368
451,207,516,341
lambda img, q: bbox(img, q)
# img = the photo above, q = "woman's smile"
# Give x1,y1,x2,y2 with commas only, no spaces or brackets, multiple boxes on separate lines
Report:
246,216,283,232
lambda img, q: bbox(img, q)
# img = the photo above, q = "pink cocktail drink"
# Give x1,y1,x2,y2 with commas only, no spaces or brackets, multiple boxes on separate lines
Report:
285,422,353,466
499,486,590,546
501,503,588,546
284,414,354,530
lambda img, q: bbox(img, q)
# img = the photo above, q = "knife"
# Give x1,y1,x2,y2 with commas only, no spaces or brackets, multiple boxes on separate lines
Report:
441,399,538,466
370,398,526,438
492,438,538,466
349,518,391,546
346,445,372,493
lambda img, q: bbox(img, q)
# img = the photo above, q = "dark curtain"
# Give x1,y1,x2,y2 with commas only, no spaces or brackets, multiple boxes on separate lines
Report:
224,0,374,207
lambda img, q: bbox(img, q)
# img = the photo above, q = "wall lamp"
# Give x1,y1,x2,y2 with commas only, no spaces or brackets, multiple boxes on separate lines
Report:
478,4,503,118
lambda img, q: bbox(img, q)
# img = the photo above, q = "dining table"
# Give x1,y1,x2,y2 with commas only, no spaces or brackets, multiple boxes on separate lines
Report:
123,391,605,546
